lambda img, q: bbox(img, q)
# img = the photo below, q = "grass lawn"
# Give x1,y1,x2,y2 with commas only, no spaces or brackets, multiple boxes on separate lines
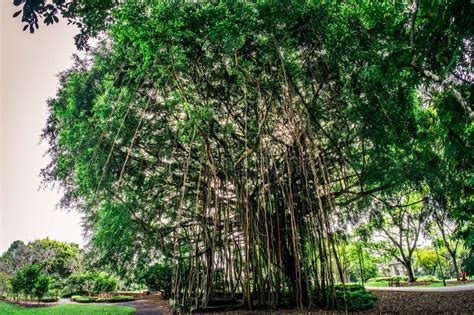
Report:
0,302,135,315
363,281,389,287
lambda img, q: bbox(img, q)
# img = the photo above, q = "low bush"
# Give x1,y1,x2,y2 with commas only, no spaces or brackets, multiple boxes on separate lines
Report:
71,295,135,303
416,275,439,282
367,276,408,282
106,295,135,302
335,288,377,312
334,284,365,291
39,296,60,303
309,284,376,312
61,290,85,298
71,295,99,303
143,262,172,297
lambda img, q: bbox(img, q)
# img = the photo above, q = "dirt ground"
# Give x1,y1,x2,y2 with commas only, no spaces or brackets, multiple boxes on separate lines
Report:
194,290,474,314
363,290,474,314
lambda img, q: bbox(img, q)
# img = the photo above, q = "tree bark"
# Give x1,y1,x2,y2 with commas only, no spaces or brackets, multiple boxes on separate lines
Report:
404,261,416,282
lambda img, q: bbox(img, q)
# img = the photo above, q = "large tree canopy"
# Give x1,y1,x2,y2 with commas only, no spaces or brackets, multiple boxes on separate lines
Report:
13,0,472,311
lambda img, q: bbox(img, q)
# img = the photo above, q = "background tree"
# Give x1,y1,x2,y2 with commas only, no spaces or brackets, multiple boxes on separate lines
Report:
0,272,11,296
32,274,50,303
368,192,428,282
414,247,440,276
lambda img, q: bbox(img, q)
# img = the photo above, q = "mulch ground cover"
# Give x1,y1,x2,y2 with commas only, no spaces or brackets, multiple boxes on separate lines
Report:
363,290,474,314
192,290,474,314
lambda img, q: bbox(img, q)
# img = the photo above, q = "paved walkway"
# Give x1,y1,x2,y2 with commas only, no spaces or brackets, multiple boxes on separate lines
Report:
366,283,474,292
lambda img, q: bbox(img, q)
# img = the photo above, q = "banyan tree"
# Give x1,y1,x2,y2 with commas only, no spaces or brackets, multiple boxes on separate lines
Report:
40,1,472,312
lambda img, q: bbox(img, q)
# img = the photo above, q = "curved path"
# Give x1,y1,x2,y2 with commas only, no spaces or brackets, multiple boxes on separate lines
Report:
365,283,474,292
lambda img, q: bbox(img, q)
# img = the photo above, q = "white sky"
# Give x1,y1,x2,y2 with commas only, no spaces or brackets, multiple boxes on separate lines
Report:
0,2,84,252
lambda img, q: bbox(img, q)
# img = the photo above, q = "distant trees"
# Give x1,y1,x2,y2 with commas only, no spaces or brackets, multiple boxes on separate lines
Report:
0,240,30,275
0,239,82,279
415,247,440,276
368,193,428,282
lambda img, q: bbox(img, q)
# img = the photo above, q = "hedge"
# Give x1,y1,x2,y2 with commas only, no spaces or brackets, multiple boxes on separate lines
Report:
71,295,135,303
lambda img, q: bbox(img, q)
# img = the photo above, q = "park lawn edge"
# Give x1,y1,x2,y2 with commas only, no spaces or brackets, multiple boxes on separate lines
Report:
0,301,136,314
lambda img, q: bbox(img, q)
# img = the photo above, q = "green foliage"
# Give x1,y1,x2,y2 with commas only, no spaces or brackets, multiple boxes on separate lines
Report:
105,295,135,302
38,296,60,303
71,295,99,303
311,284,376,312
0,239,82,279
20,264,42,298
66,272,117,296
10,264,51,300
335,288,377,312
366,276,409,283
415,247,440,275
71,295,134,303
342,242,379,283
142,262,172,296
93,273,118,293
416,275,439,282
32,274,50,301
0,273,11,295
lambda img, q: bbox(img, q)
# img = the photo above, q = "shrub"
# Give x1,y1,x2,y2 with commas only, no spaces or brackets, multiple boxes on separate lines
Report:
70,295,134,303
71,295,99,303
66,271,118,295
143,262,172,297
310,285,376,311
32,273,50,302
39,296,59,303
94,273,118,293
61,290,85,298
335,288,377,312
106,295,135,302
334,284,365,291
416,275,439,282
0,273,11,295
366,276,408,282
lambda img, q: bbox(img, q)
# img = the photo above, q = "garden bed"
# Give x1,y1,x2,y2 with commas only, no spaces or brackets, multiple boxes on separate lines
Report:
1,298,58,308
365,290,474,314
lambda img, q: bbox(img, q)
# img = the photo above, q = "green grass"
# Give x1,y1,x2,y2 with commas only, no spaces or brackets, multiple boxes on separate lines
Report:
363,281,389,287
0,301,135,314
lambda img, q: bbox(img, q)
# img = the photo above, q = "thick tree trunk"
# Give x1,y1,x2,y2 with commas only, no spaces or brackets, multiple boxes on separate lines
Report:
404,261,416,282
451,255,460,281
